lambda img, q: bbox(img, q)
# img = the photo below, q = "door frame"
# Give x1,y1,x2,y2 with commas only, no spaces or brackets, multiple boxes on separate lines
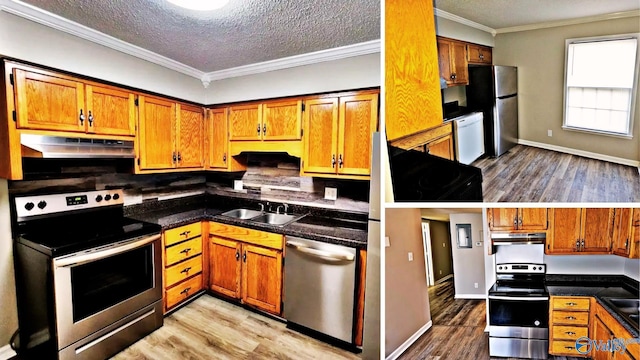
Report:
421,221,435,286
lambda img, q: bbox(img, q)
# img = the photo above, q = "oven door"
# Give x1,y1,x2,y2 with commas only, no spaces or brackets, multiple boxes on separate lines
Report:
53,234,162,350
488,295,549,339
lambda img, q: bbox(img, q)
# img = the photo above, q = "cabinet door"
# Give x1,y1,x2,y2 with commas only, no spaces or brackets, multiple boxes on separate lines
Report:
337,94,378,176
229,104,262,140
176,104,204,169
582,208,614,253
548,208,582,254
13,68,85,133
592,315,613,360
241,244,282,315
209,237,241,299
450,40,469,85
467,44,492,64
208,108,228,169
302,98,339,175
488,208,518,230
262,100,302,140
437,39,453,86
138,96,176,170
633,209,640,259
519,208,548,230
85,85,135,136
612,208,633,257
426,135,453,160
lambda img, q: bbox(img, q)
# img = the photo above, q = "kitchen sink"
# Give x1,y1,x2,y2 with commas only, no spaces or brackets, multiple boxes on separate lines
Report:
604,298,639,330
250,213,303,226
220,208,263,220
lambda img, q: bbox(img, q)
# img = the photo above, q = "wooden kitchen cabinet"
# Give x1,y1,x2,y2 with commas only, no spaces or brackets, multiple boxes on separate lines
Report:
228,104,262,141
632,209,640,259
301,93,378,179
228,101,301,141
208,222,284,315
549,296,591,357
137,96,204,172
389,122,454,161
488,208,548,231
467,43,493,65
437,37,469,87
592,301,640,360
612,208,633,257
13,67,136,136
206,108,247,172
163,222,205,313
547,208,613,254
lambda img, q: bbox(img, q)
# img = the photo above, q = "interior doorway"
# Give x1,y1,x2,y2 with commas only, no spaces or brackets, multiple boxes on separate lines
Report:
421,221,435,286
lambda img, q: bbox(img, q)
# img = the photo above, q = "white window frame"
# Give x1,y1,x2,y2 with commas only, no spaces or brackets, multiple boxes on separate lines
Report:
562,33,640,139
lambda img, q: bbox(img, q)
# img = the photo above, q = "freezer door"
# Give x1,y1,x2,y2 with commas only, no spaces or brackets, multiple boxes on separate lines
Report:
494,66,518,98
494,95,518,157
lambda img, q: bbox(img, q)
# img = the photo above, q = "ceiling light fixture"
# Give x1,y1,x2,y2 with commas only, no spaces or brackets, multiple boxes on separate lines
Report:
166,0,229,11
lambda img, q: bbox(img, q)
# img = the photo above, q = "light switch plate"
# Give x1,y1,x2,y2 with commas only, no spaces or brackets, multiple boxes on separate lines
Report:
385,236,390,247
324,187,338,200
408,252,413,261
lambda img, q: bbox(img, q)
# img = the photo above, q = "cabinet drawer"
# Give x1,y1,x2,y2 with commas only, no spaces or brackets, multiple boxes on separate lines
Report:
552,297,590,311
165,273,202,309
552,311,590,325
551,340,582,356
552,325,588,340
165,255,203,288
166,237,202,266
209,222,283,250
165,222,202,246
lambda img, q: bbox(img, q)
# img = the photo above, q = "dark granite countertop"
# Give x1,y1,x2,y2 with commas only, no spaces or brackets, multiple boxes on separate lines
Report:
546,275,639,337
124,195,368,249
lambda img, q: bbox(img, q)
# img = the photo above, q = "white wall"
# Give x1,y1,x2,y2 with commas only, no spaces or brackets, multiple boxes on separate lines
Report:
205,53,380,104
0,180,18,347
434,16,495,47
544,254,627,275
0,11,205,103
449,213,486,297
623,258,640,281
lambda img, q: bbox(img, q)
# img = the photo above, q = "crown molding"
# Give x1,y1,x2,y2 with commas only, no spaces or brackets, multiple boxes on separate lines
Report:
495,10,640,34
0,0,206,79
434,8,496,36
202,39,381,82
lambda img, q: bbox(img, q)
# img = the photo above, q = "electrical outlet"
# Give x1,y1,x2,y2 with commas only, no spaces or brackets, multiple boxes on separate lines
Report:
324,187,338,200
439,270,442,275
443,242,446,247
474,282,479,289
547,129,553,137
385,236,390,247
408,252,413,261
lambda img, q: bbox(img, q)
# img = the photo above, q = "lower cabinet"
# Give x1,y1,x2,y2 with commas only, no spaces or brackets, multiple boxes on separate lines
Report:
549,296,591,357
209,222,283,315
592,301,639,360
388,122,454,161
162,222,205,313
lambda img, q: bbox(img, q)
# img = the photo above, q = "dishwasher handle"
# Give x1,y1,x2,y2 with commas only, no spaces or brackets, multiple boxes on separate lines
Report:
286,241,355,262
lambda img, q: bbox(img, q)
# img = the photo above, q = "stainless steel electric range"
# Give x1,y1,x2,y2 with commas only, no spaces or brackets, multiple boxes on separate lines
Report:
12,190,163,360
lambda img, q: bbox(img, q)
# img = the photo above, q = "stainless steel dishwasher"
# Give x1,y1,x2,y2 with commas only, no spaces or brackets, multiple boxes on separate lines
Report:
284,236,357,343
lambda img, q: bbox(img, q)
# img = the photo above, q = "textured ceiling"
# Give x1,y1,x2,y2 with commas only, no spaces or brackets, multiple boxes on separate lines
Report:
21,0,380,72
435,0,640,29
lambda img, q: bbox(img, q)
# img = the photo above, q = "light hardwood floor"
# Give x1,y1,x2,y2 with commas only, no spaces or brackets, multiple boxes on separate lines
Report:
473,145,640,202
397,279,582,360
112,295,360,360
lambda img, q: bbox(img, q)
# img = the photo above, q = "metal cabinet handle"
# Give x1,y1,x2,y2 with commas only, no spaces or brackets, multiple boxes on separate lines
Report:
180,248,191,255
566,331,576,335
338,154,343,168
514,217,518,227
479,54,484,60
263,124,266,135
580,240,584,249
177,152,182,162
180,230,191,237
79,109,85,125
180,287,191,295
223,153,227,163
518,217,523,227
566,302,578,306
575,240,580,251
564,346,574,350
173,152,177,163
235,251,240,261
243,252,246,263
88,111,93,126
257,124,261,134
566,316,576,320
625,239,629,249
180,267,191,275
331,154,336,168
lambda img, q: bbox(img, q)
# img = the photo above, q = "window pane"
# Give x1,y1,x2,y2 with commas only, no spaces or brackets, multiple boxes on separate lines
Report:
568,87,583,107
595,89,611,109
610,89,630,111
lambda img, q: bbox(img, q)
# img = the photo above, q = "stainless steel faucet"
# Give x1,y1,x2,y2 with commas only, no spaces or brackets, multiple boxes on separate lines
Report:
258,203,265,212
276,204,289,214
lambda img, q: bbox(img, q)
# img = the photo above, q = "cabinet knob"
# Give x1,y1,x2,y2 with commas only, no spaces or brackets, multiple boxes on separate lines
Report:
79,109,85,125
331,154,336,168
243,252,247,263
479,54,484,60
180,267,192,275
180,287,191,296
235,251,240,261
566,316,576,320
263,124,266,135
566,331,576,336
180,230,191,237
223,153,227,163
338,154,343,168
88,111,94,126
177,152,182,162
257,124,261,134
173,151,177,163
180,248,191,256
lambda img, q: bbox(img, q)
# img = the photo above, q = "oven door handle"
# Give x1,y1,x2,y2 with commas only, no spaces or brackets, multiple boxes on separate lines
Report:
54,234,161,268
488,295,549,301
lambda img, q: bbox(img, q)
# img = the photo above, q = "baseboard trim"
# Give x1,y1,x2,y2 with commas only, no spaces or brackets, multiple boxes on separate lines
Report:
454,294,487,299
518,139,640,167
0,344,16,360
434,274,453,284
386,321,433,360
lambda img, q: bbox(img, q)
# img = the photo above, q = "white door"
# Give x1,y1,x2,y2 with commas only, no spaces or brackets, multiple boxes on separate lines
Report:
421,222,435,286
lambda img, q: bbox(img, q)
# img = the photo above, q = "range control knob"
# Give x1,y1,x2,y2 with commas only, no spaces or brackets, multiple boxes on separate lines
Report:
24,202,35,211
498,266,503,270
534,320,540,326
95,195,103,202
112,193,120,200
37,201,47,209
104,194,112,201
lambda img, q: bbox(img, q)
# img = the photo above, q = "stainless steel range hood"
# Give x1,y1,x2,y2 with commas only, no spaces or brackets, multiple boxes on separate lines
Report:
21,134,135,159
491,232,547,245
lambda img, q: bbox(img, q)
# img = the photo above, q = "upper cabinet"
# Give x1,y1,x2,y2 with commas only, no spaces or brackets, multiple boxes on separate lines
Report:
467,44,493,65
13,67,135,136
301,93,378,179
228,104,262,141
488,208,548,231
137,96,204,172
206,108,246,172
547,208,614,254
437,37,469,87
228,101,302,141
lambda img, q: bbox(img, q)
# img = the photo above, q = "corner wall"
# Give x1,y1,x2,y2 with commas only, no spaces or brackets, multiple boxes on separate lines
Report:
448,213,486,297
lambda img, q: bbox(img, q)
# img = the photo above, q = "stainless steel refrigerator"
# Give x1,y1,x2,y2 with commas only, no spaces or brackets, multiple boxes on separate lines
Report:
466,66,518,157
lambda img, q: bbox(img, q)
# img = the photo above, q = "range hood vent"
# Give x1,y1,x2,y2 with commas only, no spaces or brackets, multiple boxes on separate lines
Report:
21,134,135,159
491,232,546,245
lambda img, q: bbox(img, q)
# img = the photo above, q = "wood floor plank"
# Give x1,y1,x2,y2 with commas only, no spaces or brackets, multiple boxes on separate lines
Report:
112,295,360,360
473,145,640,202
